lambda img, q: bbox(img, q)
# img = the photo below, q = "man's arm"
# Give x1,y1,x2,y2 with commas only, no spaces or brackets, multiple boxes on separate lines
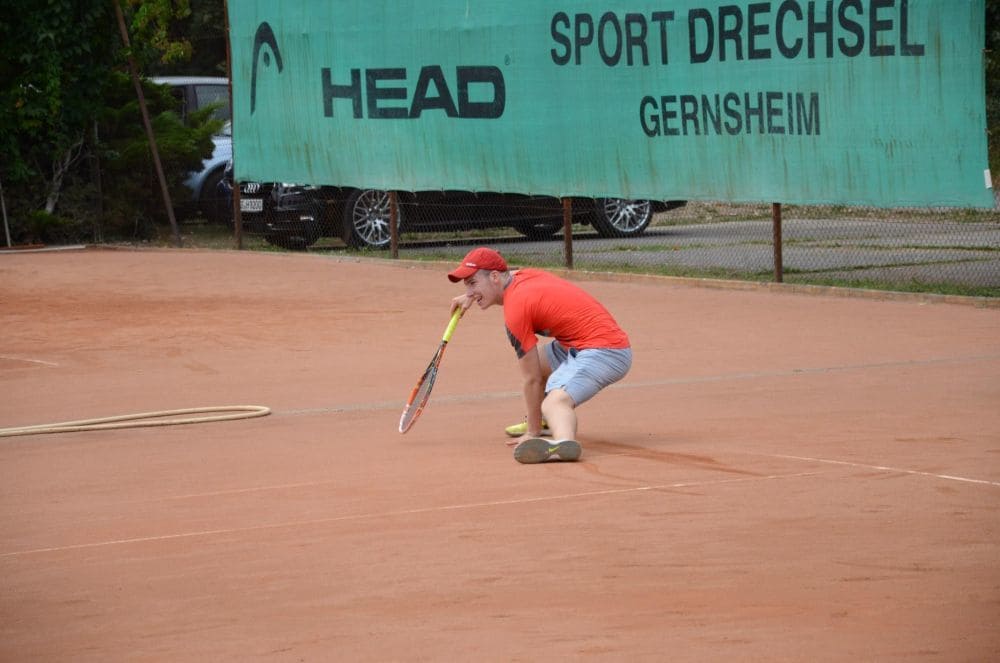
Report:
518,346,546,437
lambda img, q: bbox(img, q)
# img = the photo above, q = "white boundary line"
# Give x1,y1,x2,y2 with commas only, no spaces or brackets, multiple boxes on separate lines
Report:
0,355,59,367
0,244,86,254
165,480,343,500
763,453,1000,487
281,353,1000,417
0,471,820,558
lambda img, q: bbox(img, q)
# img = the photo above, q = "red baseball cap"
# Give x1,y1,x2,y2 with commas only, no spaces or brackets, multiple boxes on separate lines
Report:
447,247,508,282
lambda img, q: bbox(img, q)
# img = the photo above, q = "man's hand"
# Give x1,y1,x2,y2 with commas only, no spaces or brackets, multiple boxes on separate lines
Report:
450,293,472,314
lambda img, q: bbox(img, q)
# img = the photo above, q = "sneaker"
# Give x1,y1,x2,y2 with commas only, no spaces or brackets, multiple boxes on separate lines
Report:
513,438,582,464
504,419,551,438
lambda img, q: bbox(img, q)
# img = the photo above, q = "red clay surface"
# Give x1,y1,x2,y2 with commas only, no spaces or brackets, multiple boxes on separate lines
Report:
1,247,999,661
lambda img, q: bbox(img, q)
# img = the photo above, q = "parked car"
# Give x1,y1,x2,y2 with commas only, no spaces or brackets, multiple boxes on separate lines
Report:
182,121,231,223
220,165,686,250
152,76,232,223
218,162,326,249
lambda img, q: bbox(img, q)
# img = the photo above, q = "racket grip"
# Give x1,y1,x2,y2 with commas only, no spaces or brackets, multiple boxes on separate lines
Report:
443,308,463,342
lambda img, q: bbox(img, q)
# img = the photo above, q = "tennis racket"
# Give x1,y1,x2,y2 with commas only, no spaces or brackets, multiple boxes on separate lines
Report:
398,308,464,433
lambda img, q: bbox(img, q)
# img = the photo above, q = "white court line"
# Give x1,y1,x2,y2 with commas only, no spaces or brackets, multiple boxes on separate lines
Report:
0,471,820,558
166,481,340,500
281,353,1000,418
167,453,1000,503
0,244,85,254
763,453,1000,487
0,355,59,367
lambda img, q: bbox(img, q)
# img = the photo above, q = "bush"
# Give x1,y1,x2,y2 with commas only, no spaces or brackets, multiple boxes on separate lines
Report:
9,210,87,245
95,72,222,237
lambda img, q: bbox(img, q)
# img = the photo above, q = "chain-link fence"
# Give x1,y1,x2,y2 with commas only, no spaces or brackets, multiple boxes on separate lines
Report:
230,182,999,296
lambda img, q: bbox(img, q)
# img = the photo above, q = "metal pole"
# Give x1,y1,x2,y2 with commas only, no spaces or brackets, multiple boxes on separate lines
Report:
772,202,783,283
562,198,573,269
113,0,182,248
389,191,399,258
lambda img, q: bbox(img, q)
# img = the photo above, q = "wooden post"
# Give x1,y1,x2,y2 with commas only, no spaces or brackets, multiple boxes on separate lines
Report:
231,178,243,250
389,191,399,259
1,175,11,247
562,198,573,269
772,202,783,283
113,0,182,248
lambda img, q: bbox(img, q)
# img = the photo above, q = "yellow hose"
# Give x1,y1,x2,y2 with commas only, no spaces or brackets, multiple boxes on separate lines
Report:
0,406,271,438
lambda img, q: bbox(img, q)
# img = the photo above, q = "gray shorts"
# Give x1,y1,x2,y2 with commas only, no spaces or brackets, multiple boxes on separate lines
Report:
543,342,632,406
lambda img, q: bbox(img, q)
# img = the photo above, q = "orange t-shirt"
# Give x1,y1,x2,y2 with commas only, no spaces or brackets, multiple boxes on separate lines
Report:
503,269,630,358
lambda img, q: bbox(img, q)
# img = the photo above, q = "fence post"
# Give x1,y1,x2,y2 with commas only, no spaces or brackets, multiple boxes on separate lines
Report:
562,198,573,269
772,202,783,283
231,181,243,250
389,191,399,259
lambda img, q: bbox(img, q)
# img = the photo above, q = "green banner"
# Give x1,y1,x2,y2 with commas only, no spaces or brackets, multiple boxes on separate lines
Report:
228,0,993,208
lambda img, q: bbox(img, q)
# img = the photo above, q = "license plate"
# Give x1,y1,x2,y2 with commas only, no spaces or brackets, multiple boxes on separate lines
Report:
240,198,263,213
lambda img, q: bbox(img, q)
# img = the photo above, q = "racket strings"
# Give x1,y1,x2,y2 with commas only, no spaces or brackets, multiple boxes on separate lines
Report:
399,311,461,434
399,366,438,432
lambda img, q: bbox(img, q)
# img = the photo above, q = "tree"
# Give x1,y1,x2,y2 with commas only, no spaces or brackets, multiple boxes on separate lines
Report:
0,0,118,213
0,0,219,243
98,72,221,236
164,0,229,76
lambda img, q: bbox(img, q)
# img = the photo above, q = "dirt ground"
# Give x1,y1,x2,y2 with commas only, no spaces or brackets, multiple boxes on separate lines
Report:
1,247,998,661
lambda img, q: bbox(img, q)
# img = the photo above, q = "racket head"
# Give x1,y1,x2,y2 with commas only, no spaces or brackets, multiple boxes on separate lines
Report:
398,308,464,434
398,362,439,433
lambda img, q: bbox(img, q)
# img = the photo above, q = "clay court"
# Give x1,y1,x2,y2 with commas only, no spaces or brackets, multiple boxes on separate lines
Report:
1,247,998,661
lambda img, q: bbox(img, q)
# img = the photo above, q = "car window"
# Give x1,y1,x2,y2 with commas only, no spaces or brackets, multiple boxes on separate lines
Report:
194,85,230,121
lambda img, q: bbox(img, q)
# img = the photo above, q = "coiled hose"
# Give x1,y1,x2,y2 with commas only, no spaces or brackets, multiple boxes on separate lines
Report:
0,406,271,438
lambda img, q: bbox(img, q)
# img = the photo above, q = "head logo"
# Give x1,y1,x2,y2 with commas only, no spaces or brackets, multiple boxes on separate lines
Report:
250,22,283,114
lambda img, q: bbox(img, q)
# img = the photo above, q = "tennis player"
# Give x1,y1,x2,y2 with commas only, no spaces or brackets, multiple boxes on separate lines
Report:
448,247,632,463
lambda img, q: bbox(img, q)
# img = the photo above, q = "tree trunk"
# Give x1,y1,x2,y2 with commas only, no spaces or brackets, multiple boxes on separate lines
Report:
44,136,84,214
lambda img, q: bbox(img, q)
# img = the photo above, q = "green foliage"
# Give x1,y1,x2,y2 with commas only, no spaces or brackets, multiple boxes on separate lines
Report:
0,0,221,243
151,0,228,76
10,210,88,246
0,0,117,186
96,73,223,234
120,0,193,68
